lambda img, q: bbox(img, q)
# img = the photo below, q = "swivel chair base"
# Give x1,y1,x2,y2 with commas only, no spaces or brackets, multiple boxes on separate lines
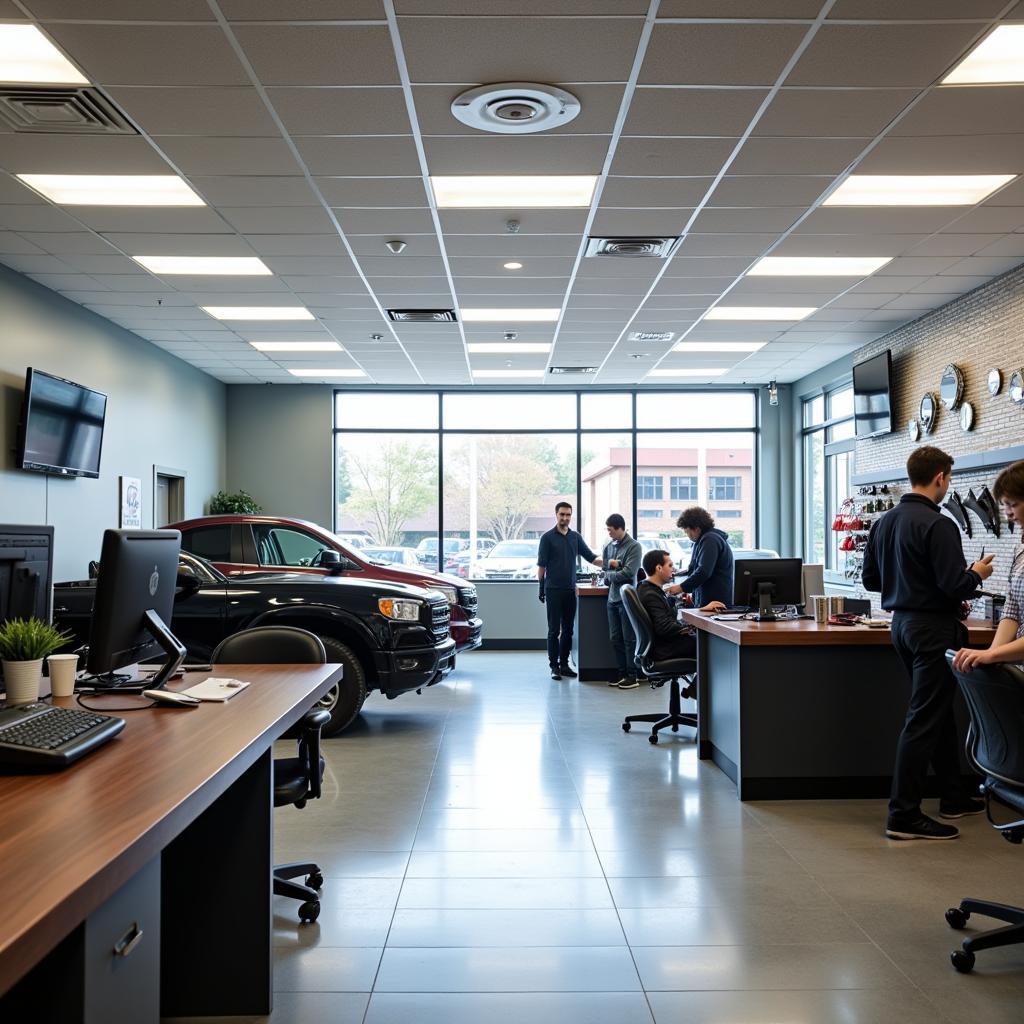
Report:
946,898,1024,973
622,675,697,745
274,860,324,923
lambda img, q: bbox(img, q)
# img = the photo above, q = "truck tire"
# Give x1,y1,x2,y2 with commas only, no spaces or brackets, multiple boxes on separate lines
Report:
317,637,368,737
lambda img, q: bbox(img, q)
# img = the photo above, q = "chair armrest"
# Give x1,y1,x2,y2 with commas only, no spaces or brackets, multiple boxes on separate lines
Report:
296,707,331,800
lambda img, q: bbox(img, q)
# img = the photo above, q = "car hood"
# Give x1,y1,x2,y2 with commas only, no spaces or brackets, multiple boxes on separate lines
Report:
379,565,469,589
234,571,439,600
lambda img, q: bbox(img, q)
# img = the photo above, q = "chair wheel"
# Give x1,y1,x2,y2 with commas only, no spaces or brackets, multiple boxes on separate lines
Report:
649,733,658,744
298,900,321,924
306,871,324,890
945,907,969,930
951,948,975,973
671,724,679,732
622,722,630,733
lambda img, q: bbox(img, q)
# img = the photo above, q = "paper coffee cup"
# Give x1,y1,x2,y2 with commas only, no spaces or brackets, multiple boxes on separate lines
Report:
47,653,79,698
811,595,827,623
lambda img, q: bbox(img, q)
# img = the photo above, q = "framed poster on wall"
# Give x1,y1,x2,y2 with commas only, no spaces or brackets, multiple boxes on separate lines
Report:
119,475,142,529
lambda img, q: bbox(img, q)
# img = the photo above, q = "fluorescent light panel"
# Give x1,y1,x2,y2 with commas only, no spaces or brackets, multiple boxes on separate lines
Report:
467,343,551,354
250,341,342,352
431,175,597,208
472,370,545,378
133,255,271,276
0,25,87,84
748,256,892,276
202,306,314,321
674,342,765,352
288,369,365,378
704,306,816,321
824,174,1015,207
649,368,728,377
943,25,1024,85
18,174,204,207
461,308,560,322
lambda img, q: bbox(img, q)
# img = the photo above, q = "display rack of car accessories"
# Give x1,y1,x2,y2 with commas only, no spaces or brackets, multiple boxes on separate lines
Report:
834,483,900,586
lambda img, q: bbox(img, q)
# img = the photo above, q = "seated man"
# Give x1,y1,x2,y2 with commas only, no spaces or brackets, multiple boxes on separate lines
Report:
637,548,725,663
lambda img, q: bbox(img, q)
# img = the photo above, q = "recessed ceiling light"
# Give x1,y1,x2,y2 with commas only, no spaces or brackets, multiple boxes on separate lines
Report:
431,175,597,208
250,341,342,352
202,306,314,321
943,25,1024,85
17,174,204,206
461,308,560,322
504,262,524,270
748,256,892,277
133,256,271,276
649,369,728,377
288,368,366,378
468,343,551,354
704,307,816,321
674,342,766,352
472,369,546,378
0,25,88,85
823,174,1015,207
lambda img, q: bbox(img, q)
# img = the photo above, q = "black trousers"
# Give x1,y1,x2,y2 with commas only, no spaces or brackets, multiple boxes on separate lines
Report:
607,599,636,680
889,612,970,820
545,588,577,669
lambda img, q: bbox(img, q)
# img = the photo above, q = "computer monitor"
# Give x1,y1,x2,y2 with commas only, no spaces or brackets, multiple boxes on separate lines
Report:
85,529,186,690
734,557,804,621
0,524,54,625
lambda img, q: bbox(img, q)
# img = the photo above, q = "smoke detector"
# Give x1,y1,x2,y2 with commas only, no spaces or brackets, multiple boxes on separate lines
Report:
451,83,581,134
586,237,680,258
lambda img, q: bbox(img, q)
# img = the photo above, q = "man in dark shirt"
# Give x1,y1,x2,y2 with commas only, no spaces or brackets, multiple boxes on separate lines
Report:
637,549,726,662
664,506,735,609
863,445,994,841
537,502,602,680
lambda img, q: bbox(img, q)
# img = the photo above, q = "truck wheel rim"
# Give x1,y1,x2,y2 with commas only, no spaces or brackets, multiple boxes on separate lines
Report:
318,684,339,711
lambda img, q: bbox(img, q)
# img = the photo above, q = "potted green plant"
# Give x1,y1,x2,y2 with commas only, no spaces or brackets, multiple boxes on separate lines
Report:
209,489,263,514
0,618,73,704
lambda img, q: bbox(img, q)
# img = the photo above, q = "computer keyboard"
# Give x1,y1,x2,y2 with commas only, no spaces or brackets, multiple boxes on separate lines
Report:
0,703,125,770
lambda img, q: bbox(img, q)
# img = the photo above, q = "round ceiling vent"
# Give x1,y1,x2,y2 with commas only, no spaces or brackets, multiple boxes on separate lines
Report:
450,82,581,134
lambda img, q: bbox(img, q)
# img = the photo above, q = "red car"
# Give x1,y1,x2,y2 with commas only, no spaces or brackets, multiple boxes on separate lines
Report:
168,515,482,652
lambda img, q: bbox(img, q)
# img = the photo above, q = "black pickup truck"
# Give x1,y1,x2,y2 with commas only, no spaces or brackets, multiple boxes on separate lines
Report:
53,551,456,737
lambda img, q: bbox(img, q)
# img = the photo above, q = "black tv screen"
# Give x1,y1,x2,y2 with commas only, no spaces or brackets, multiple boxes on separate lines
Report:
18,368,107,478
853,350,893,439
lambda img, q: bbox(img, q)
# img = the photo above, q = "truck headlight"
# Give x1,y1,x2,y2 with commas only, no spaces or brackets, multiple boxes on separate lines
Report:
378,597,421,621
434,586,458,605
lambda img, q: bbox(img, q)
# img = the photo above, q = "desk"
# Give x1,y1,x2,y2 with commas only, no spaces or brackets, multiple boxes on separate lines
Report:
682,613,995,801
0,663,341,1019
574,585,619,681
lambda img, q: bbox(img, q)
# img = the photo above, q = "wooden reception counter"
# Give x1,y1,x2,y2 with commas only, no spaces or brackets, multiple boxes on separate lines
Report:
681,611,995,801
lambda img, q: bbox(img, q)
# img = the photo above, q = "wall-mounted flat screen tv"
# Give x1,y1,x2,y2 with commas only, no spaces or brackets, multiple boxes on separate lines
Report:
852,350,893,439
17,368,107,478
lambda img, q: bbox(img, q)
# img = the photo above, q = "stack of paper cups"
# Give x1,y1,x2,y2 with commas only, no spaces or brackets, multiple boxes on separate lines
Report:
811,595,828,623
827,596,845,618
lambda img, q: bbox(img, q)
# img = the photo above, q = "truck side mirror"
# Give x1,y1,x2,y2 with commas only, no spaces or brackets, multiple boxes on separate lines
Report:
176,566,201,595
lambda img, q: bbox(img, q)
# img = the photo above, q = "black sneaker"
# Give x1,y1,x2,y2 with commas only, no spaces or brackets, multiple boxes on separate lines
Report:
939,797,986,820
618,679,640,690
550,669,562,680
885,814,960,841
559,665,578,678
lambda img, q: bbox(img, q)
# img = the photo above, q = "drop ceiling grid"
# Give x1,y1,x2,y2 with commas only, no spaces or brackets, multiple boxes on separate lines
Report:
0,2,1019,383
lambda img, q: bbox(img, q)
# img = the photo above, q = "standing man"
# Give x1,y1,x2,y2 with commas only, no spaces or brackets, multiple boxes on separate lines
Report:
537,502,602,680
665,507,735,608
603,514,643,689
862,446,994,841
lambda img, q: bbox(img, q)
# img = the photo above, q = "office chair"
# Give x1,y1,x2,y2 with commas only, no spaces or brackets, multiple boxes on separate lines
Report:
211,626,330,924
619,584,698,745
944,653,1024,973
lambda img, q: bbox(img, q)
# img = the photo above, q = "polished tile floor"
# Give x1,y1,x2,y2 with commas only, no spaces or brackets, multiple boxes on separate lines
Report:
219,653,1024,1022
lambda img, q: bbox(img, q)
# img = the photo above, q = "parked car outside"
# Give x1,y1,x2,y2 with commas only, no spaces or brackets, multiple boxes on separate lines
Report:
636,536,691,568
336,532,373,549
415,536,464,570
470,539,539,581
731,547,779,559
444,538,495,575
169,515,482,652
53,551,455,737
363,546,421,567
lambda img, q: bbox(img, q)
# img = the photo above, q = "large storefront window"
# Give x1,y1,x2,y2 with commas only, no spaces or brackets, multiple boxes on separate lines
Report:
334,390,758,576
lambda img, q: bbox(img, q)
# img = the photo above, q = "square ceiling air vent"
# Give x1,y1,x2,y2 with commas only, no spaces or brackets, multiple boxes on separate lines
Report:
0,87,137,134
386,309,458,322
628,331,675,344
549,366,597,375
585,236,679,258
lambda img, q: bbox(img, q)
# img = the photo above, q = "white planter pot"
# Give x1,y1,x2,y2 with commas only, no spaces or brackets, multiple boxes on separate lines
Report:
3,658,43,704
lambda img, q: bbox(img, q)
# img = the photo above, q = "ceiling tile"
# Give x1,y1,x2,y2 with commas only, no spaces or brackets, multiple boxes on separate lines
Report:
44,24,249,86
624,88,767,137
336,208,436,234
610,137,736,177
600,177,712,207
450,255,576,276
69,208,233,233
709,176,831,206
731,137,866,175
317,177,428,206
793,208,960,235
268,87,411,135
157,137,301,176
676,234,773,256
107,87,278,137
190,176,318,206
659,2,822,15
772,233,925,256
424,136,609,175
17,232,114,255
827,0,1004,16
856,134,1024,175
438,209,588,234
218,206,336,233
891,86,1024,139
443,235,580,258
29,0,214,16
345,234,441,257
242,234,347,256
222,0,385,17
0,134,171,174
689,208,803,233
590,209,694,235
294,136,421,176
0,206,86,231
233,25,400,86
401,17,645,84
786,24,985,88
397,1,647,12
755,88,916,137
640,24,809,86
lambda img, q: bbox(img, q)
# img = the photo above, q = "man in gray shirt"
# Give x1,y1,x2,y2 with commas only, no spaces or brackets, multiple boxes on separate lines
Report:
602,514,643,689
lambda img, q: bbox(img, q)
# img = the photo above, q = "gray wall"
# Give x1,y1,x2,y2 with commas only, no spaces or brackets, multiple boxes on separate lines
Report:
0,265,226,581
225,383,334,528
756,384,794,557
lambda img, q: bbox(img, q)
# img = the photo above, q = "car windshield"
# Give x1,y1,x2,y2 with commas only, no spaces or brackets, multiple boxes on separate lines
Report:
364,548,405,563
488,541,537,558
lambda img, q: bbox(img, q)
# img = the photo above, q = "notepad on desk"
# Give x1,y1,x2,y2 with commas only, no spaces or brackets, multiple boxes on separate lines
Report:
180,678,250,702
